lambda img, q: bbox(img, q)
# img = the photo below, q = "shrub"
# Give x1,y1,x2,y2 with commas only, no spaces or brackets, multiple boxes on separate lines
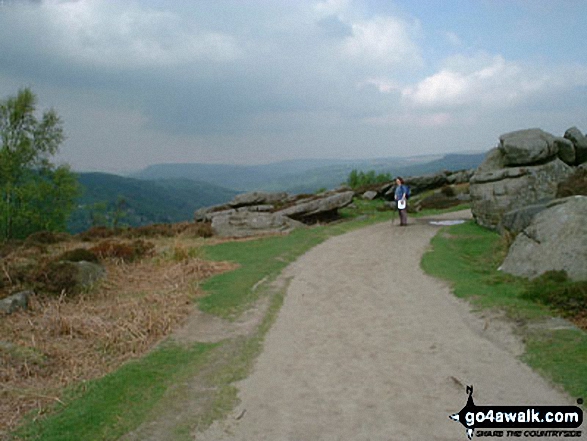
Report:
77,226,121,242
24,230,70,246
190,222,214,238
521,270,587,317
58,248,100,263
347,169,392,189
440,185,456,197
557,168,587,197
89,239,154,262
32,260,79,296
418,192,462,210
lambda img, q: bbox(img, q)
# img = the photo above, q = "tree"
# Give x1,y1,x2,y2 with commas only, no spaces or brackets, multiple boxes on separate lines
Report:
0,88,79,240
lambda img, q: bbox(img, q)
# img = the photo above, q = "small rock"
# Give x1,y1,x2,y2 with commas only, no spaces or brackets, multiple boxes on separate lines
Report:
362,190,378,200
0,290,33,314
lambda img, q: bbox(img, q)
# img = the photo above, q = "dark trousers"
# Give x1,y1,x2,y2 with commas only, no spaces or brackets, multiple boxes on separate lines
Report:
398,209,407,226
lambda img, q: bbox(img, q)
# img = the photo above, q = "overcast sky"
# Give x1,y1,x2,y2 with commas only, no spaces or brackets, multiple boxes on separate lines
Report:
1,0,586,173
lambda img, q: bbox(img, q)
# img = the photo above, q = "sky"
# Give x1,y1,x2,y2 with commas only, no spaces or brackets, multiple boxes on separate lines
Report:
1,0,586,173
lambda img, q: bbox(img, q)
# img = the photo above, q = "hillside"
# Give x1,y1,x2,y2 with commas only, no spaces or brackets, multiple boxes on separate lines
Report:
132,153,486,193
68,173,238,233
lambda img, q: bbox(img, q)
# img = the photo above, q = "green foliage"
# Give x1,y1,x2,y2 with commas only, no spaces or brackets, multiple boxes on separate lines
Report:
346,169,391,189
0,88,79,240
68,173,237,234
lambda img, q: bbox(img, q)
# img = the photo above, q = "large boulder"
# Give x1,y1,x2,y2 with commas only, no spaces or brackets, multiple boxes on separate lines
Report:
211,212,304,238
500,196,587,281
564,126,587,165
498,128,557,166
276,191,354,222
470,137,574,230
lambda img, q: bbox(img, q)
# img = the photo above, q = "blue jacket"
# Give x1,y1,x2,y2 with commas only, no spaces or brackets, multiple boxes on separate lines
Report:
395,184,408,201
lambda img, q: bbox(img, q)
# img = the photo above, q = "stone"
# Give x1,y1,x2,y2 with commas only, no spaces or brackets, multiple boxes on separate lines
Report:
554,137,576,165
404,172,448,194
470,156,573,230
0,290,32,314
211,212,304,238
500,196,587,280
362,190,378,200
73,261,106,289
194,204,232,222
499,201,551,235
228,192,288,208
236,204,274,213
446,169,474,185
564,126,587,165
379,182,393,194
498,128,557,166
276,191,354,221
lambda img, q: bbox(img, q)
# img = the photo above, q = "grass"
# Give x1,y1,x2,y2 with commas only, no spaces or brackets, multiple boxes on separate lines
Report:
421,220,587,401
12,342,216,441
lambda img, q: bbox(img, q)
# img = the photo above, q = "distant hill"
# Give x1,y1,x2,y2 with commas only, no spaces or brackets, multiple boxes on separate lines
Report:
68,173,238,233
132,153,487,194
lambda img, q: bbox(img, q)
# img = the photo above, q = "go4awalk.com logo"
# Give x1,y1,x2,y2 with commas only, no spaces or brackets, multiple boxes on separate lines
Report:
449,386,583,439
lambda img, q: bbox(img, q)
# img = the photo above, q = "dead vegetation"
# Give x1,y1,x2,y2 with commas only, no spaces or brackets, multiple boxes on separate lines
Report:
0,226,235,436
557,167,587,197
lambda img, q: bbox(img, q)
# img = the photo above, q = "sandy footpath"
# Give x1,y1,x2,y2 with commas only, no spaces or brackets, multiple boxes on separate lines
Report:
195,211,583,441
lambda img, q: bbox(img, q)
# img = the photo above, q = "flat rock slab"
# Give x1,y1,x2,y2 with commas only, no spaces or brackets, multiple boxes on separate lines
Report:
197,210,577,441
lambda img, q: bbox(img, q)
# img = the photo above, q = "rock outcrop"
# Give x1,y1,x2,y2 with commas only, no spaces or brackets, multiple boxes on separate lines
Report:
470,128,575,230
211,212,304,238
197,190,354,237
500,196,587,281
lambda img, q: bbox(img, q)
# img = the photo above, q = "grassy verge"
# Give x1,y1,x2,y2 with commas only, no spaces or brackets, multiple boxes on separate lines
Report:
421,220,587,401
12,342,216,441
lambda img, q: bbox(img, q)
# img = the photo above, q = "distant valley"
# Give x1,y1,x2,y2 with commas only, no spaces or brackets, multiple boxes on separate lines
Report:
70,152,486,233
132,153,486,193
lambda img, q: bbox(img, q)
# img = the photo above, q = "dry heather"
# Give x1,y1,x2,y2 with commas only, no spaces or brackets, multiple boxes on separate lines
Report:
0,236,236,436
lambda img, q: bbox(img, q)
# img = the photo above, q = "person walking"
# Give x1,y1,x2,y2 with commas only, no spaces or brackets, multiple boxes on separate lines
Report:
394,177,409,226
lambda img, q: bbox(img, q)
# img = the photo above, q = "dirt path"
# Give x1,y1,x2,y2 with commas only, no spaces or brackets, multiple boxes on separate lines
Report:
196,211,581,441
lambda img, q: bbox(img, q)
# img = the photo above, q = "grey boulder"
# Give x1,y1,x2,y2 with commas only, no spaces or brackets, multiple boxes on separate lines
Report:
498,128,557,166
500,196,587,281
276,191,354,221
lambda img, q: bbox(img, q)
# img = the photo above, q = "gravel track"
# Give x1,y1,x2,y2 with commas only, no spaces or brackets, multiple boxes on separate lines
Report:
196,211,582,440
